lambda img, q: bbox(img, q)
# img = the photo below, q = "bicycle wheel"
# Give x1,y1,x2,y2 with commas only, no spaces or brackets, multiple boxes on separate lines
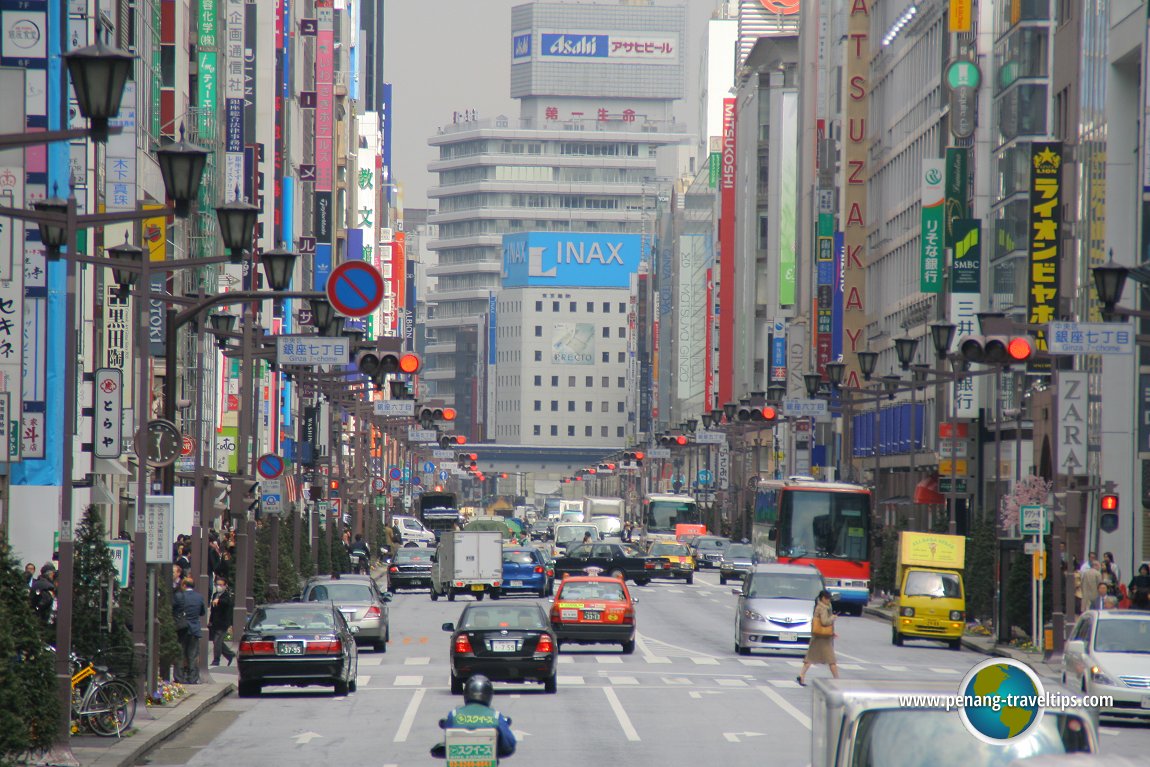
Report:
84,679,137,737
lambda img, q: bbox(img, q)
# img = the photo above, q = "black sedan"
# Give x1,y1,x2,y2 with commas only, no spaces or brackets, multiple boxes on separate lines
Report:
552,542,673,585
387,547,434,592
237,602,359,698
442,603,557,694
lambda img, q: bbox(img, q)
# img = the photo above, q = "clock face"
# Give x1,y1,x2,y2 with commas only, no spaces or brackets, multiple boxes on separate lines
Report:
142,419,182,467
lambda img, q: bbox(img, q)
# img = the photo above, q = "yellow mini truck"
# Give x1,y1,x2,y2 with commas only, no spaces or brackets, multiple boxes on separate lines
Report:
891,532,966,650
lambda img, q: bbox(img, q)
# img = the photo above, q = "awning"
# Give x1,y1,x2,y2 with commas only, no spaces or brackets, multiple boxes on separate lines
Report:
88,483,117,507
914,476,946,505
93,458,131,476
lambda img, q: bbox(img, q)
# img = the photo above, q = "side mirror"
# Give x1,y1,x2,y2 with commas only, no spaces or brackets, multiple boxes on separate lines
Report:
892,588,900,597
731,588,742,596
382,593,393,603
831,592,842,601
1066,639,1086,656
767,528,777,541
631,596,638,604
349,625,360,634
441,622,455,632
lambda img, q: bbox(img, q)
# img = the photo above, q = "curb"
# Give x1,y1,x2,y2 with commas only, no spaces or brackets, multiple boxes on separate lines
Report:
74,683,234,767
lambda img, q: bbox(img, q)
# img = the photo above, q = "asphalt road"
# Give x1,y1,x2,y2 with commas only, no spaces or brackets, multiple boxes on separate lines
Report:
138,569,1150,766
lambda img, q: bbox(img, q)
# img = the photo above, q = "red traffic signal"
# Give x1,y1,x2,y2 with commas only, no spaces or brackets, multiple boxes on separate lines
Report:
675,435,688,446
500,473,508,479
959,335,1035,365
442,407,457,421
454,435,467,445
762,406,778,422
1101,493,1119,533
1101,494,1118,512
399,353,420,374
633,451,645,461
1006,337,1034,363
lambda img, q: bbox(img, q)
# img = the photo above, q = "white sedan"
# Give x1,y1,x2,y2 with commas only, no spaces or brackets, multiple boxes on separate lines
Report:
1063,609,1150,719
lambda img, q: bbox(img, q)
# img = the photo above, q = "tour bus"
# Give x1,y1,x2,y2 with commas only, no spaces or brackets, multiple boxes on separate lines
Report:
640,493,702,546
751,476,871,615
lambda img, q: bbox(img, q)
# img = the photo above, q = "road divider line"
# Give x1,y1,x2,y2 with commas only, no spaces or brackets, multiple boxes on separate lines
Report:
834,650,869,663
603,687,641,742
634,632,663,664
610,675,640,685
837,663,864,670
757,685,812,730
882,665,907,671
393,688,425,743
404,656,431,665
394,675,424,686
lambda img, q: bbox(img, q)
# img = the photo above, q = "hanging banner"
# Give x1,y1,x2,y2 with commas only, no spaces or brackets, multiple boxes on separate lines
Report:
777,91,798,306
944,147,969,243
950,219,981,294
719,98,736,404
1028,142,1062,372
920,159,944,293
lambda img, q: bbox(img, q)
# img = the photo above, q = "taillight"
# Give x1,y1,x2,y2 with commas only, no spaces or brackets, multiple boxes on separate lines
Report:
239,640,274,655
546,569,554,577
454,634,474,654
644,562,655,569
536,634,554,653
534,566,544,574
307,639,342,654
389,566,398,573
455,581,464,587
550,608,561,625
621,611,634,625
365,605,381,619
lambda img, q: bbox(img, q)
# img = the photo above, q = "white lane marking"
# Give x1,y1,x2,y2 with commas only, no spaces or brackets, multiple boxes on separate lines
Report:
1100,727,1123,736
404,656,430,665
558,656,576,664
667,589,684,594
930,668,960,675
882,665,908,671
394,675,423,686
835,650,869,663
837,663,864,670
637,633,721,660
355,675,370,688
604,687,641,742
663,677,692,685
785,660,804,668
716,678,748,687
645,655,671,664
357,656,383,666
738,659,768,667
393,688,426,743
758,685,812,729
597,656,624,664
558,675,585,685
691,657,720,666
610,675,640,685
769,679,801,689
689,690,724,698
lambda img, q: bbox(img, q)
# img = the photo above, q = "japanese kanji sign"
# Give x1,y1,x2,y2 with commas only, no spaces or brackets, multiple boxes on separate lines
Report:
1047,322,1134,356
275,336,351,365
1028,142,1062,372
93,369,124,459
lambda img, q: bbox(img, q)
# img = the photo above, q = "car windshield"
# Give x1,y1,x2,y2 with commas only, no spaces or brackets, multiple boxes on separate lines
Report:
249,607,335,632
850,710,1092,767
395,549,430,563
460,605,547,630
560,581,626,601
555,525,598,544
745,573,823,600
503,550,538,565
1094,617,1150,653
696,538,730,550
650,543,690,556
306,583,374,602
619,543,644,557
726,544,754,558
903,570,963,599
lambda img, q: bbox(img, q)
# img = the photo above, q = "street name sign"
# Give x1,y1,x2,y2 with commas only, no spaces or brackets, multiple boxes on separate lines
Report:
261,478,283,516
276,336,351,365
407,428,437,443
432,449,455,459
694,430,725,444
782,398,828,417
1047,322,1134,356
374,400,416,417
649,448,671,459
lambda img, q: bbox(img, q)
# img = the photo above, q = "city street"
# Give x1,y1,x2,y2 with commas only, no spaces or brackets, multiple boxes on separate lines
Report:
137,570,1150,765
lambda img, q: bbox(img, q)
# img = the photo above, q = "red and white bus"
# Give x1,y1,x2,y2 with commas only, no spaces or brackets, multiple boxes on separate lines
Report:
751,477,871,615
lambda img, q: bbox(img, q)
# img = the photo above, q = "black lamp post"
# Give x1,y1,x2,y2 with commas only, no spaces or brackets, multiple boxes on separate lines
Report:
33,196,69,259
156,137,210,217
686,418,698,433
216,200,261,264
309,297,335,333
894,337,919,370
825,362,845,387
208,312,237,350
930,321,956,359
1093,257,1128,320
260,248,298,292
107,240,144,296
804,373,822,398
857,350,878,381
881,374,901,399
63,41,135,142
723,402,738,421
710,408,725,425
701,413,713,430
767,384,786,404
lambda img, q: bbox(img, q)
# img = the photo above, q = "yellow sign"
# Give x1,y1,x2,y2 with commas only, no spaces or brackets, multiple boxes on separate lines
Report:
939,458,967,476
1033,551,1047,580
899,532,966,570
143,204,167,262
948,0,972,32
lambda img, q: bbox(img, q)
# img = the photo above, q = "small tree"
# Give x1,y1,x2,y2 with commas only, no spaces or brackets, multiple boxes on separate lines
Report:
72,507,133,663
316,525,332,576
0,545,59,760
874,517,908,596
966,512,997,622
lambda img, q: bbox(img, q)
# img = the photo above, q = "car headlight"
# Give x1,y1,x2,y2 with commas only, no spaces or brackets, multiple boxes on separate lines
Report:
900,607,915,617
949,610,964,621
743,609,766,622
1090,666,1115,686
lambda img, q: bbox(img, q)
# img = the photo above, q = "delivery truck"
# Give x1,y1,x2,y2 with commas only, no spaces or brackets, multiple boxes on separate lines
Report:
584,496,624,536
891,531,966,650
429,530,503,602
418,491,462,542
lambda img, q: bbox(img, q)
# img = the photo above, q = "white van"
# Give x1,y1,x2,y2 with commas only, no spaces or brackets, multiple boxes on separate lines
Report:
391,515,436,547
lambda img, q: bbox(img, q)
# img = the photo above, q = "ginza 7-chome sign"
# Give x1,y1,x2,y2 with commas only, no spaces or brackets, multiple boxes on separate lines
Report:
501,232,644,288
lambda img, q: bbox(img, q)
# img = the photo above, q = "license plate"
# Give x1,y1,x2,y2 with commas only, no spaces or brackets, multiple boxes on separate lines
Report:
341,609,356,620
778,632,797,642
471,584,485,592
582,610,602,621
276,641,304,655
510,581,523,587
1141,697,1150,709
924,620,942,627
491,640,517,653
561,609,578,621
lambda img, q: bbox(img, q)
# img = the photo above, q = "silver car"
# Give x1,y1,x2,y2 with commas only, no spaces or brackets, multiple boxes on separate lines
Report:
301,575,392,653
733,563,824,655
1063,609,1150,719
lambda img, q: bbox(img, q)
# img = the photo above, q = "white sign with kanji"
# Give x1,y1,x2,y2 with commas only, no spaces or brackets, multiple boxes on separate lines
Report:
94,368,123,459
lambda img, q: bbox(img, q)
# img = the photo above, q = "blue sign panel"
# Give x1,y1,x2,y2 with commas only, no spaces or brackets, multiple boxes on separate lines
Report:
488,292,497,365
512,33,531,60
502,232,644,288
541,34,608,58
314,244,332,290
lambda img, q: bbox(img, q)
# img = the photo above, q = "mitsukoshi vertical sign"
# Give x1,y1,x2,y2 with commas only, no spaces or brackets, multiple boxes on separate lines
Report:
719,97,736,406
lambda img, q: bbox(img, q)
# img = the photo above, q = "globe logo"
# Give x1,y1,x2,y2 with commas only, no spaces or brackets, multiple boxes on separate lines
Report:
958,658,1045,743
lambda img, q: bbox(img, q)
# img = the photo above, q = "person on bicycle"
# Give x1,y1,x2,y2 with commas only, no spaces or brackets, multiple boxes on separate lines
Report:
431,675,516,761
348,534,370,575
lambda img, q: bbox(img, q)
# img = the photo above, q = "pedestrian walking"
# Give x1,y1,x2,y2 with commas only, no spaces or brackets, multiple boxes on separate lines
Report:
1100,557,1119,592
1079,559,1103,614
1089,583,1109,611
1104,552,1122,585
30,564,57,627
1130,563,1150,609
172,577,206,683
23,562,36,589
208,575,236,666
798,589,839,686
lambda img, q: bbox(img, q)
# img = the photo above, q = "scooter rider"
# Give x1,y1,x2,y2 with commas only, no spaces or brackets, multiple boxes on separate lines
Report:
431,675,516,761
348,534,370,574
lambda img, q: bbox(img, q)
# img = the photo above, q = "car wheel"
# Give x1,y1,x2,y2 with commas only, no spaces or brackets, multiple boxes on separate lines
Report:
851,605,864,617
736,643,750,657
719,575,726,585
609,569,626,582
349,677,358,693
544,674,557,694
374,639,387,653
450,673,464,695
621,639,635,655
948,637,962,651
237,681,261,698
538,585,549,598
891,628,903,646
635,578,650,586
490,590,500,600
448,590,456,602
686,573,694,585
387,585,397,594
475,592,485,601
430,588,439,601
334,678,350,696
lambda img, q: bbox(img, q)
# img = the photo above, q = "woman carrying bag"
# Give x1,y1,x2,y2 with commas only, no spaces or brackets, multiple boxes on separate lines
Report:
798,589,840,686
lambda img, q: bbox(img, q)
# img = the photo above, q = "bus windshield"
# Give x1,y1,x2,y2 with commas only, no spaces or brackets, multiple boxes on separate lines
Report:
778,490,868,561
645,499,700,533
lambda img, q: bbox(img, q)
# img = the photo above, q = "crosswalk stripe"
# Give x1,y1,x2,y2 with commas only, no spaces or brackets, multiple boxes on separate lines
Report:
667,589,684,594
691,657,720,665
597,656,624,664
738,659,768,667
784,660,804,668
356,675,371,688
716,678,748,687
610,675,640,685
645,655,672,664
837,663,864,670
663,677,692,685
394,675,423,686
882,665,907,671
358,656,384,666
769,679,801,688
404,656,430,665
558,675,585,685
559,656,576,664
930,668,959,675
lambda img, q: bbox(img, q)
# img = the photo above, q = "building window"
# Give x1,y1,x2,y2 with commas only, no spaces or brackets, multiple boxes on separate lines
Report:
568,376,576,387
602,352,610,363
533,375,541,386
618,327,625,338
552,301,559,312
602,302,610,313
618,377,625,388
535,325,542,337
533,425,541,436
569,301,576,311
617,352,625,363
551,375,559,386
618,303,625,313
617,426,625,438
601,401,609,413
568,401,575,412
602,327,610,338
601,426,609,437
602,376,609,387
586,376,593,387
535,301,543,311
617,401,625,412
585,426,593,437
587,301,594,312
551,400,559,411
551,425,558,436
534,350,542,362
533,400,541,411
585,401,593,412
568,425,575,437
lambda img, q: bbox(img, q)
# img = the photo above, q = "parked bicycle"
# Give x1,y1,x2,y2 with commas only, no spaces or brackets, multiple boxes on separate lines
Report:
68,650,137,737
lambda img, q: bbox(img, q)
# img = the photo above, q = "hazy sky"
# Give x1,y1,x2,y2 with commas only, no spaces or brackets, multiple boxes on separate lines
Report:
383,0,723,208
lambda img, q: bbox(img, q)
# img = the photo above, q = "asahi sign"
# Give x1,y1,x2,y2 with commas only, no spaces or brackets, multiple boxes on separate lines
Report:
946,59,980,139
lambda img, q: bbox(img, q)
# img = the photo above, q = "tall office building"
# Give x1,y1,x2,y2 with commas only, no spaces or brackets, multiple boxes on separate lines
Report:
425,0,689,439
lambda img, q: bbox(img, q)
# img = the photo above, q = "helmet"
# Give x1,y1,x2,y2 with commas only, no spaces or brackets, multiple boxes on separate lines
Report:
462,674,493,706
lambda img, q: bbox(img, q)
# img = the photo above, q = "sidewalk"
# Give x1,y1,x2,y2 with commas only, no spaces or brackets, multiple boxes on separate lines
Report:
67,678,234,767
863,603,1065,678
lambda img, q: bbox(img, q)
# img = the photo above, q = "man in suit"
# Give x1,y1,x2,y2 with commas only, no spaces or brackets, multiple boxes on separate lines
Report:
1090,583,1110,611
1079,559,1103,614
172,577,206,683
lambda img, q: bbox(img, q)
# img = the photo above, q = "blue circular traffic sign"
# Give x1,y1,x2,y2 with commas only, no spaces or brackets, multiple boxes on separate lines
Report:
326,260,385,318
389,467,402,480
256,453,284,479
423,461,435,473
411,476,422,486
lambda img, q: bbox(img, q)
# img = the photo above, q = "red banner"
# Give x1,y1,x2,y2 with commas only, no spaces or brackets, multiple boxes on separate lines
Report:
719,98,736,405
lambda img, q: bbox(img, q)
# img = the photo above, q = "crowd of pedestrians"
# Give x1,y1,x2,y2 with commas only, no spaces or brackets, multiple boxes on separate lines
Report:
1074,551,1150,612
169,528,238,684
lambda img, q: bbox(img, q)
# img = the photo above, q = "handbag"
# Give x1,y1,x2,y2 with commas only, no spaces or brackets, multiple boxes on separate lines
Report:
812,610,834,636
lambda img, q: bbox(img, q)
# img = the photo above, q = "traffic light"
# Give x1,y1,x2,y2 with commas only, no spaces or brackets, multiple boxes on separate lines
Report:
1100,493,1119,533
659,434,688,447
356,349,382,377
442,407,457,421
380,352,421,375
736,403,754,422
389,381,413,399
761,406,778,423
623,451,644,467
421,407,446,427
439,435,453,450
957,335,1035,365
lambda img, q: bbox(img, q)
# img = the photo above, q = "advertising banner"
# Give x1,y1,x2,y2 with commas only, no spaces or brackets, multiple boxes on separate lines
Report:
502,233,643,288
920,159,944,293
771,322,787,382
315,8,334,192
816,211,834,374
948,293,982,418
719,98,736,404
538,33,676,63
944,147,969,242
552,324,595,365
677,234,708,407
1028,142,1062,372
777,92,798,306
840,5,870,388
950,219,981,294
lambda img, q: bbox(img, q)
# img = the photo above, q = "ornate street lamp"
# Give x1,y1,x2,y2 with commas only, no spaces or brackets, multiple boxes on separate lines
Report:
215,200,260,264
686,418,698,433
1093,258,1128,319
156,136,210,217
825,361,845,387
309,298,335,333
857,350,878,381
710,408,725,425
894,337,919,370
107,240,144,297
930,321,956,359
208,312,237,350
881,374,901,399
260,248,298,292
767,384,785,404
804,373,822,398
723,402,738,421
911,363,930,389
33,196,69,259
701,413,713,430
63,41,135,142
